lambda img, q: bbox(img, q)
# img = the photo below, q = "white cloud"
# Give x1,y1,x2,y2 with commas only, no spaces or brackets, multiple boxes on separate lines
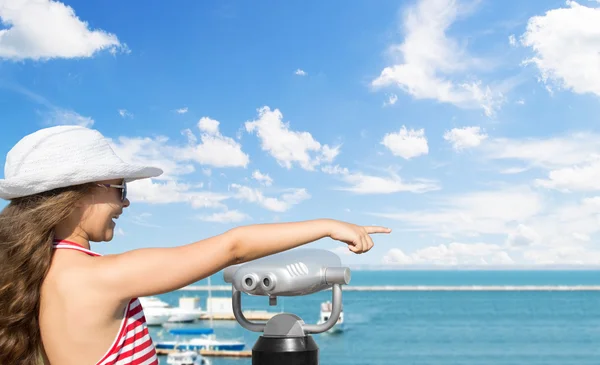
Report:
508,34,517,46
44,108,94,127
127,179,229,209
483,132,600,170
329,246,354,257
338,173,439,194
109,136,195,180
383,93,398,106
535,158,600,192
520,196,600,249
7,83,95,128
370,186,543,237
499,167,530,174
198,117,220,135
371,169,600,265
245,106,339,170
381,126,428,159
111,118,249,180
108,130,248,210
178,117,250,168
175,107,188,114
130,213,160,228
197,210,249,223
189,192,230,209
383,242,514,266
0,0,124,61
181,129,197,145
520,1,600,97
322,164,439,194
252,170,273,186
382,235,592,267
295,69,307,76
321,165,350,175
484,132,600,193
573,232,591,242
506,224,540,247
118,109,133,118
230,184,310,212
443,126,488,151
371,0,501,116
523,246,600,265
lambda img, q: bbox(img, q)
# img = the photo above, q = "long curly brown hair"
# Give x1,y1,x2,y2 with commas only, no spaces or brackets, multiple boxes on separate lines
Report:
0,183,95,365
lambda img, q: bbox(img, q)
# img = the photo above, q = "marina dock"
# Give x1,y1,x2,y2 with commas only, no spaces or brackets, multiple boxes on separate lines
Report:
181,285,600,291
198,310,277,320
156,349,252,357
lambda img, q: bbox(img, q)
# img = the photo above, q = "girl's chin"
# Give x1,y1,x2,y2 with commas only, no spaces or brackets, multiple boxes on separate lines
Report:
99,221,116,241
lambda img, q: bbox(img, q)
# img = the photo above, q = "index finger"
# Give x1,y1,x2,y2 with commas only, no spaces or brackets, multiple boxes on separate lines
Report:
363,226,392,234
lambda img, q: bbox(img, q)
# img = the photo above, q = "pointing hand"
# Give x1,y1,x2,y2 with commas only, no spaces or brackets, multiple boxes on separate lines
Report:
327,220,392,254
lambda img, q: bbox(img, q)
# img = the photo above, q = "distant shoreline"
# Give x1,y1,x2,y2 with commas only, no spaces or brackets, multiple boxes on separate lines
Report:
180,285,600,291
345,266,600,271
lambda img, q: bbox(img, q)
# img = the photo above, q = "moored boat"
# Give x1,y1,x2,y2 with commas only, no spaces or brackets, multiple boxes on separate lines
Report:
317,301,344,333
166,350,209,365
155,328,246,352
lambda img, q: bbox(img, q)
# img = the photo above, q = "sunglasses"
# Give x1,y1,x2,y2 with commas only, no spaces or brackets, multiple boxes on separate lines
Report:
97,181,127,202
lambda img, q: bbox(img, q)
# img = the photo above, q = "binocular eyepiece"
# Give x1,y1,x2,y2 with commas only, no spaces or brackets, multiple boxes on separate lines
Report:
236,272,274,291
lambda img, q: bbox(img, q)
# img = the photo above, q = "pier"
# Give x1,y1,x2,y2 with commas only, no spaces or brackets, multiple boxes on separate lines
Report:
198,310,277,320
156,349,252,357
181,285,600,291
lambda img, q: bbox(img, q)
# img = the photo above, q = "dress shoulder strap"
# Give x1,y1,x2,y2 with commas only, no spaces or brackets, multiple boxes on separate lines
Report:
52,239,101,257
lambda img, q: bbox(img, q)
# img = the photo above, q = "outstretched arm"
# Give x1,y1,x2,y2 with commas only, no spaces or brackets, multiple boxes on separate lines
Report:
89,218,391,300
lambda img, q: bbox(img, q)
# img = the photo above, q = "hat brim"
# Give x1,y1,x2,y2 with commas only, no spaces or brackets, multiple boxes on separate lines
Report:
0,163,163,200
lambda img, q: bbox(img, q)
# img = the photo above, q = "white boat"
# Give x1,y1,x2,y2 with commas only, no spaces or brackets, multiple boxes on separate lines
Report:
139,296,170,308
166,350,210,365
167,307,203,323
143,308,171,326
140,297,203,324
156,277,245,352
156,328,246,352
317,301,344,333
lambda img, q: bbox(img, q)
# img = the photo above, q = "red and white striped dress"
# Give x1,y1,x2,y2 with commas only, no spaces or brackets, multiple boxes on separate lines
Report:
52,239,159,365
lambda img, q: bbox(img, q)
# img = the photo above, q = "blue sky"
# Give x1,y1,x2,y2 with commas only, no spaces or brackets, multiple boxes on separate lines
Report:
2,0,600,267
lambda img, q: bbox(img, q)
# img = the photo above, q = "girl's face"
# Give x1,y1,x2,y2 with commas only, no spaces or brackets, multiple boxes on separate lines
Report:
79,179,130,242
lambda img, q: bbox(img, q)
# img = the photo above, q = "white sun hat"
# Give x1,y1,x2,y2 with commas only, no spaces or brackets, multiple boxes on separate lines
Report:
0,125,163,200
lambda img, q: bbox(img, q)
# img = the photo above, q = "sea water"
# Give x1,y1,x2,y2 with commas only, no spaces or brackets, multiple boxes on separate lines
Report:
149,270,600,365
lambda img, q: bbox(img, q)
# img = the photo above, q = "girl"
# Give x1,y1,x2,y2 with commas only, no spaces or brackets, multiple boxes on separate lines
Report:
0,125,391,365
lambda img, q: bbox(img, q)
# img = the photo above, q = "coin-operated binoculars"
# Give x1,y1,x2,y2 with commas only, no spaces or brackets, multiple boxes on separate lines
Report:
223,248,351,365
